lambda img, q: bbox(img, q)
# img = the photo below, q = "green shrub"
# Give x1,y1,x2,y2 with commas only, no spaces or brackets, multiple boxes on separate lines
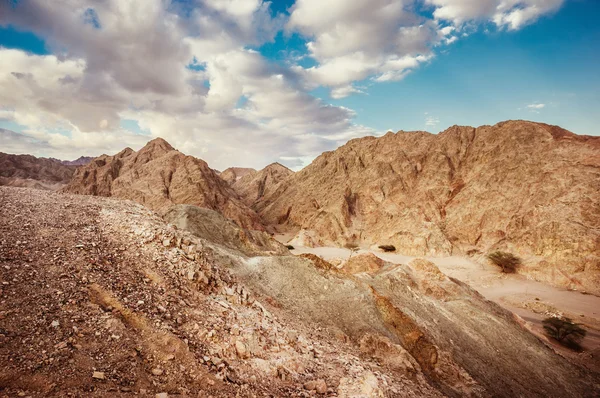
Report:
487,251,521,273
378,244,396,252
542,317,586,350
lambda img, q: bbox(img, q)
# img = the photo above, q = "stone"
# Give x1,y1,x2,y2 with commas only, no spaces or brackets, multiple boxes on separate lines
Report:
92,371,105,380
235,340,249,359
151,368,164,376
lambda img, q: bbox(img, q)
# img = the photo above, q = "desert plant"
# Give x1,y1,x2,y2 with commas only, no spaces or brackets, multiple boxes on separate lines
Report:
378,244,396,252
285,244,295,250
542,317,586,350
344,242,359,259
487,251,521,273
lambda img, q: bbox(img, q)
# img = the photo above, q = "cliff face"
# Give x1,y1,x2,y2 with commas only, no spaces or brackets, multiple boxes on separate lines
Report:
63,138,263,230
0,152,76,190
232,162,294,206
257,121,600,293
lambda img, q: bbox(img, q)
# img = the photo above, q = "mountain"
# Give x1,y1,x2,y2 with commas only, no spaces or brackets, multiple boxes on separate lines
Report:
0,152,76,190
257,121,600,294
63,138,263,230
232,162,294,206
59,156,94,166
219,167,257,185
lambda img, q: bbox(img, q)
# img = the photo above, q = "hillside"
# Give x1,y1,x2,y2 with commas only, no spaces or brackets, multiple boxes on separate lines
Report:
232,162,294,206
0,152,76,190
1,186,598,397
220,167,257,185
256,121,600,294
62,138,263,230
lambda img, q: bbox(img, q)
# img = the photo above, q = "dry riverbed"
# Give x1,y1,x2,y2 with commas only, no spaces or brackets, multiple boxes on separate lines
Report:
281,238,600,364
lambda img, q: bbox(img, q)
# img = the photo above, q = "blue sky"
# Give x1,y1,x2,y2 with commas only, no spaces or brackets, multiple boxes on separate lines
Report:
0,0,598,169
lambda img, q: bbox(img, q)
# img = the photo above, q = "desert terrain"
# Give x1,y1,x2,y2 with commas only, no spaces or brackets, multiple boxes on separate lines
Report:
1,121,600,397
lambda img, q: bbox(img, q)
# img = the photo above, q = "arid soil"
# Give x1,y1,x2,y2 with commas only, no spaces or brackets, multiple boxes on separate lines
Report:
2,187,599,397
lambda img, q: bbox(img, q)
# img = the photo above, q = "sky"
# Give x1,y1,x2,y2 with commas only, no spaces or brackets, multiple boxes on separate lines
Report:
0,0,599,170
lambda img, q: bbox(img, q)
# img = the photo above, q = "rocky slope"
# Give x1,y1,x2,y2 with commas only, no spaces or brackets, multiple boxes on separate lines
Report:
232,162,294,206
1,186,598,397
257,121,600,294
220,167,257,186
163,205,288,257
62,138,263,230
0,152,76,190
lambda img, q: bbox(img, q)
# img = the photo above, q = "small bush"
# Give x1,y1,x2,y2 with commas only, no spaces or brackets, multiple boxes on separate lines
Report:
378,244,396,252
542,317,586,350
285,244,295,250
487,251,521,273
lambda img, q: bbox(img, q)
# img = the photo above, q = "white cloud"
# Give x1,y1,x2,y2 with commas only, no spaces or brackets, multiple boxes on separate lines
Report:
527,103,546,110
0,0,566,169
426,0,564,30
0,0,373,170
425,115,440,128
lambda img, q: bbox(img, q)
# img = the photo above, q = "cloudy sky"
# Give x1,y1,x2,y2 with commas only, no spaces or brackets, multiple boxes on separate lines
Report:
1,0,599,170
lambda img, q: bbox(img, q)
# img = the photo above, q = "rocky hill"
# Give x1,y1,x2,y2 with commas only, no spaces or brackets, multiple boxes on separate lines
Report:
62,138,263,230
232,162,294,206
257,121,600,294
220,167,257,185
0,152,76,190
57,156,94,166
1,186,598,397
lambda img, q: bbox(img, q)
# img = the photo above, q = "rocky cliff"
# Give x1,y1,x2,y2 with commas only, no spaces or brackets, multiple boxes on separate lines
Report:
257,121,600,294
63,138,263,230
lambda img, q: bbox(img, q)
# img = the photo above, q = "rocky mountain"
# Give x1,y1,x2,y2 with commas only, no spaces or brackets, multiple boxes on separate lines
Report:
62,138,263,230
58,156,94,166
219,167,257,185
257,121,600,294
1,186,598,397
0,152,76,190
232,162,294,206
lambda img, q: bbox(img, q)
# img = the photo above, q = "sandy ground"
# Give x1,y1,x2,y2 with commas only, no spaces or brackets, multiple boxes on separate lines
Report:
280,237,600,353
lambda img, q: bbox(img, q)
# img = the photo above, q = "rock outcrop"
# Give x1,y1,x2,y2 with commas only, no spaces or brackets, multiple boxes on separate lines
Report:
0,152,76,190
232,162,293,206
220,167,257,185
63,138,263,230
163,204,287,256
257,121,600,294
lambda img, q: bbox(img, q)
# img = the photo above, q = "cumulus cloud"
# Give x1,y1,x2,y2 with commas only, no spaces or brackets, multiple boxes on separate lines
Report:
0,0,565,169
0,0,374,170
426,0,564,30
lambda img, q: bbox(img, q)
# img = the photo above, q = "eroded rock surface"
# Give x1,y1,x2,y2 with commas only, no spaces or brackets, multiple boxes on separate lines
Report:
63,138,263,230
257,121,600,293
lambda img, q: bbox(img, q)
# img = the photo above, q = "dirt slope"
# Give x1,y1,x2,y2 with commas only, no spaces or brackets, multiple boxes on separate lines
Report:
2,187,598,397
257,120,600,294
62,138,263,230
